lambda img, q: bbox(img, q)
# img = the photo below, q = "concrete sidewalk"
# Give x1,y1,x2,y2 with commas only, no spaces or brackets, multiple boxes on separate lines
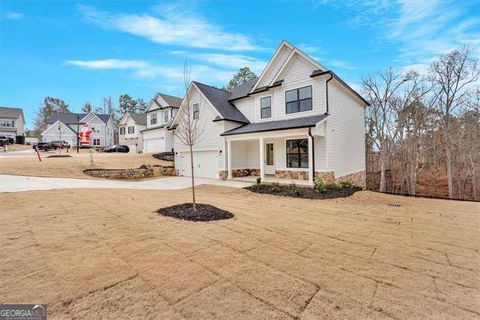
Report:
0,175,253,193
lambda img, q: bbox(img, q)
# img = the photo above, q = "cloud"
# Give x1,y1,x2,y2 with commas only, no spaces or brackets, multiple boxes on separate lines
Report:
65,58,234,84
77,5,259,51
5,11,25,20
327,59,357,70
170,52,266,74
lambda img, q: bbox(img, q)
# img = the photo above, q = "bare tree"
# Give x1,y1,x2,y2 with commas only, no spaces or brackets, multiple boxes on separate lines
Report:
429,45,479,198
172,62,205,211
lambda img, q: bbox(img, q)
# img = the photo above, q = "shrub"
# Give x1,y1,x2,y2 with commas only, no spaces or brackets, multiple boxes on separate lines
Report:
289,183,302,196
15,135,25,144
339,180,353,189
271,181,280,192
326,181,340,190
256,177,261,185
314,177,327,193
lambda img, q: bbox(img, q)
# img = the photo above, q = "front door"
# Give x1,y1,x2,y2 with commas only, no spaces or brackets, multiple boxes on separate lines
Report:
265,142,275,175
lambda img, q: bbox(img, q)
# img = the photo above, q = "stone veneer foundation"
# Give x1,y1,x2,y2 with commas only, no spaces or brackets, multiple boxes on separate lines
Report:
232,168,260,178
275,170,310,180
316,170,366,189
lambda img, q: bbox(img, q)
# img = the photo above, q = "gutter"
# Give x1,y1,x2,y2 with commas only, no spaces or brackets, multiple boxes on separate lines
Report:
308,127,315,184
325,73,333,114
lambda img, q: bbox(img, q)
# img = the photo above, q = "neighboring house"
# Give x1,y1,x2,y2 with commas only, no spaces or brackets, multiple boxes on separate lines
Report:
0,107,25,138
42,112,114,147
171,40,368,186
118,112,147,153
141,92,182,154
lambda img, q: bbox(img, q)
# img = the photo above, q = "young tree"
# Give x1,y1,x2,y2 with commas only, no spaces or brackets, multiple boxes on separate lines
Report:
33,97,70,135
224,67,257,91
172,62,205,211
117,94,138,117
81,101,93,113
429,45,479,198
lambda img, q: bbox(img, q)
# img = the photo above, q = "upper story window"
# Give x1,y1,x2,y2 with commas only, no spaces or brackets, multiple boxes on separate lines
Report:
193,103,199,119
164,110,169,123
285,86,312,114
150,113,157,125
0,119,15,127
128,126,135,134
91,127,100,133
260,97,271,119
119,127,125,135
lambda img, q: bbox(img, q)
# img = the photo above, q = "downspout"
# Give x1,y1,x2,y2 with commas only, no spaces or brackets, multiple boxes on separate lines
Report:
308,127,315,184
325,72,333,114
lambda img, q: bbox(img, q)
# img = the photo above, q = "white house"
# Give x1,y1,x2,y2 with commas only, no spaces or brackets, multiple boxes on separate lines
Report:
0,107,25,138
118,112,147,153
171,41,368,187
141,92,182,154
42,112,114,147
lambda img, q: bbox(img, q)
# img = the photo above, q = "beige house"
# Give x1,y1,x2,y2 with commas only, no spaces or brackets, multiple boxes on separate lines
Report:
118,112,147,153
0,107,25,138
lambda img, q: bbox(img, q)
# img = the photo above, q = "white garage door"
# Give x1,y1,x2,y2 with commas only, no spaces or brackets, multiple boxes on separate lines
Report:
124,142,138,153
144,139,162,154
179,150,219,179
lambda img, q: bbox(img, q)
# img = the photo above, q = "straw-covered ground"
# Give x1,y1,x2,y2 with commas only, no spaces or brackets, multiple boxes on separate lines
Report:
0,187,478,319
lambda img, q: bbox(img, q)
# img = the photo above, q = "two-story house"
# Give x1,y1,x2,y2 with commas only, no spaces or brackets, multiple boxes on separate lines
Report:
141,92,182,154
42,112,114,147
118,112,147,153
0,107,25,139
171,41,368,187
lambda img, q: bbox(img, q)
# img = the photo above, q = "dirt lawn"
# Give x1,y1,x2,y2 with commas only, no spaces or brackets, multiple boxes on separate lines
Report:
1,188,479,319
0,152,171,179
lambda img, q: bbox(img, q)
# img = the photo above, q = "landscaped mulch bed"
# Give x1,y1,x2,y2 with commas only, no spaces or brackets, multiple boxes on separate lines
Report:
157,203,234,222
245,184,361,199
46,155,72,158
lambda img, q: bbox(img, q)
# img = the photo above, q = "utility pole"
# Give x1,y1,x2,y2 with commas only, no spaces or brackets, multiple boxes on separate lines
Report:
76,115,80,153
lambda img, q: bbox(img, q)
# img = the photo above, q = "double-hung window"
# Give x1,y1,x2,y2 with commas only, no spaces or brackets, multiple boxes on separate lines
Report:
120,127,125,135
193,103,199,119
286,139,309,168
128,126,135,134
150,113,157,125
164,110,169,123
260,97,271,119
285,86,312,114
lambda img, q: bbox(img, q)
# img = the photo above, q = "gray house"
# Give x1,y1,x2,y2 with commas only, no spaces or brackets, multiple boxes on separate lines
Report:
0,107,25,138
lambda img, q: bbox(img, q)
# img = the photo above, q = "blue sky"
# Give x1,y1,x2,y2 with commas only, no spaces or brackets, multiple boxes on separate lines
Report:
1,0,479,129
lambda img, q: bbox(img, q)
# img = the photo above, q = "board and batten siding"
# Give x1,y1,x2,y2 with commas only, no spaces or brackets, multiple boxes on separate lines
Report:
325,81,366,177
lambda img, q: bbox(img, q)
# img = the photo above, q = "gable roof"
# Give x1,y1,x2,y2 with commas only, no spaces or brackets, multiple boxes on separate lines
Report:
127,112,147,126
192,81,249,124
228,77,258,101
47,112,111,125
0,107,24,120
221,114,329,136
41,119,78,136
157,93,182,108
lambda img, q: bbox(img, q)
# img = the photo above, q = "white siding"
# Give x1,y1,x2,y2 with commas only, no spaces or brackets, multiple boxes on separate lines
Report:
256,45,293,88
119,115,145,153
325,81,366,177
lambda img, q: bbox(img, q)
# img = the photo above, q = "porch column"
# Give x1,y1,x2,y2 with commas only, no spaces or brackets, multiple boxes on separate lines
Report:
308,134,314,185
259,137,265,180
227,139,232,179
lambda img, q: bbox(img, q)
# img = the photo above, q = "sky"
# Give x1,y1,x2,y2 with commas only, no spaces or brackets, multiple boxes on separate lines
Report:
1,0,479,129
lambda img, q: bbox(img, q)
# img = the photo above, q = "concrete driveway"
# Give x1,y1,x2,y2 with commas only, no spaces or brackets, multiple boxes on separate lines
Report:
0,175,253,193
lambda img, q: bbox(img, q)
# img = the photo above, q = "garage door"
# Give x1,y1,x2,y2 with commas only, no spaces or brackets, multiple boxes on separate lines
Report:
124,142,138,153
144,139,162,154
179,150,219,179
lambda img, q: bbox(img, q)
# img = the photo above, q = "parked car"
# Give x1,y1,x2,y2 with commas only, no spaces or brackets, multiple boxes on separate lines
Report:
34,142,57,151
52,140,71,149
104,145,130,153
0,135,14,145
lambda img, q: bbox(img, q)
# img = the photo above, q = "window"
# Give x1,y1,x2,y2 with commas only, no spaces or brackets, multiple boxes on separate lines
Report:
119,127,125,135
150,113,157,125
286,139,309,168
128,126,135,134
0,120,15,127
164,110,169,123
260,97,271,119
285,86,312,114
93,139,100,146
193,103,199,119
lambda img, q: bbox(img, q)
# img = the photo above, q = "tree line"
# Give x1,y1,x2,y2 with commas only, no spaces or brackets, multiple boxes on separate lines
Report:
32,94,147,136
363,46,479,201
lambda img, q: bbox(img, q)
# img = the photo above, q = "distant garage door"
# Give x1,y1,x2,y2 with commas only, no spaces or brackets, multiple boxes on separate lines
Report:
179,150,219,179
144,139,162,154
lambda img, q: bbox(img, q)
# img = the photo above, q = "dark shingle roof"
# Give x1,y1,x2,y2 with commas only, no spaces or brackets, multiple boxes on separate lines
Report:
0,107,24,119
228,78,258,101
221,114,328,136
158,93,183,108
47,112,112,125
193,81,249,124
128,112,147,126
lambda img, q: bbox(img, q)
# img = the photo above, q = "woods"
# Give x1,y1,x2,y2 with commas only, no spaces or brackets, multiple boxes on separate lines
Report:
364,46,479,201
